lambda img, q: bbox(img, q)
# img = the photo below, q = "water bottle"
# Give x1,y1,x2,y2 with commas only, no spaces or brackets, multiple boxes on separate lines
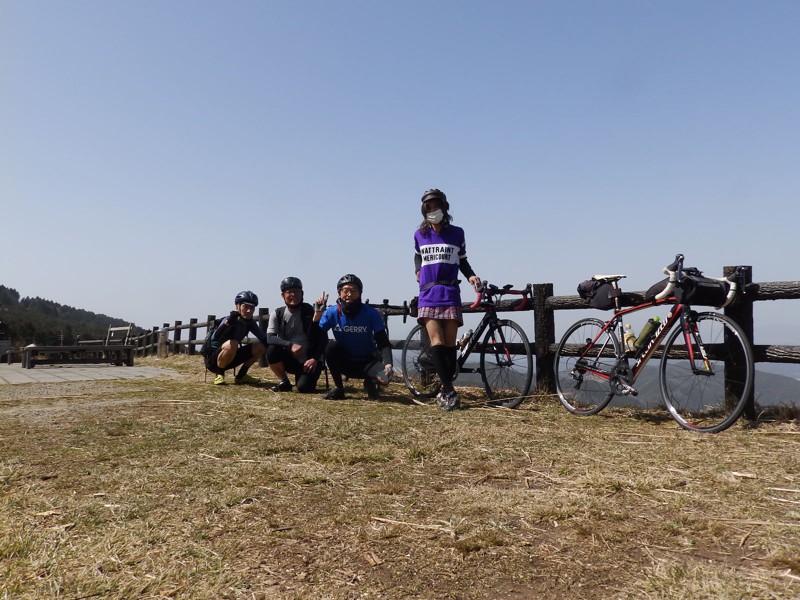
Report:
377,366,393,384
623,323,637,353
368,363,393,384
634,317,660,349
457,329,474,350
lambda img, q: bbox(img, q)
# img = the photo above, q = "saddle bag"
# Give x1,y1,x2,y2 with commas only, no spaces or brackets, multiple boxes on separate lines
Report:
577,279,616,310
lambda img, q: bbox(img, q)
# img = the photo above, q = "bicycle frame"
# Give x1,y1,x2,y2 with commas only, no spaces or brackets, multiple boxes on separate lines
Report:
455,284,531,375
557,254,753,432
581,296,691,389
401,282,534,409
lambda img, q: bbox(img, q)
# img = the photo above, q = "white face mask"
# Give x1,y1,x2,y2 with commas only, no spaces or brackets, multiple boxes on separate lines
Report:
426,209,444,224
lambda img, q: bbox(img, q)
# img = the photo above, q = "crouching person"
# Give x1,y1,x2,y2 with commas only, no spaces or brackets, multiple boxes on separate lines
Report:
205,291,269,385
266,277,326,393
314,274,393,400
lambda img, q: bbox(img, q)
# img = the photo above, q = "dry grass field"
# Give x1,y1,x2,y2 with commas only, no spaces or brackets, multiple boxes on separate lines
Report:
2,355,799,599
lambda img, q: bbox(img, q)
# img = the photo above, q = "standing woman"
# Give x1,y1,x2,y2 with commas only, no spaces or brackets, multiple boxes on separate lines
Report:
414,189,481,411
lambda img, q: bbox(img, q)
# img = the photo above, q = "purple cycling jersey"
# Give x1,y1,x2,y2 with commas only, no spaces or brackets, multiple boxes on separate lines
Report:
414,225,467,307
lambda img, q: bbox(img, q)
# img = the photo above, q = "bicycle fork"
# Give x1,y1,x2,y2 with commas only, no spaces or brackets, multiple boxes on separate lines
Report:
682,315,714,377
486,328,513,367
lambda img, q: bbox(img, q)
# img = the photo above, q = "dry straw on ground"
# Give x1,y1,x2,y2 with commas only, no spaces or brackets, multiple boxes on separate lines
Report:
1,355,799,599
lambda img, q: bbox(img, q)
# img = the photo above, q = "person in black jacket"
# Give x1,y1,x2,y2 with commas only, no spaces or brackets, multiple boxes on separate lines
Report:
266,277,327,393
205,290,269,385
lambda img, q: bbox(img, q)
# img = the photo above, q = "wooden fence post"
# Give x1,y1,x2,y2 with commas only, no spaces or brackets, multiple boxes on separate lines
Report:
157,330,169,359
148,326,158,356
173,320,182,355
187,318,198,356
724,265,755,420
258,308,269,367
533,283,555,393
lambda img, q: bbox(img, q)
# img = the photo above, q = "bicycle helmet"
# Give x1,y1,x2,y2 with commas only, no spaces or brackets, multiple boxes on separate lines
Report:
337,274,363,293
280,277,303,292
420,188,449,211
234,290,259,306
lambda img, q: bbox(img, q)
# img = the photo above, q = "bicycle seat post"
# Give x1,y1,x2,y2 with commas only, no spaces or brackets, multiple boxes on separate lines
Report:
610,280,623,311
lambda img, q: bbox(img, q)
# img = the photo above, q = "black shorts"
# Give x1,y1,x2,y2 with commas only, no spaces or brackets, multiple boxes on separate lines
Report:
266,345,304,372
266,344,322,392
206,343,254,375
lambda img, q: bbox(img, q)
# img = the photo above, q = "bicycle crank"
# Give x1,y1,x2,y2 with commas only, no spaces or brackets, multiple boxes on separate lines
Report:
609,360,638,397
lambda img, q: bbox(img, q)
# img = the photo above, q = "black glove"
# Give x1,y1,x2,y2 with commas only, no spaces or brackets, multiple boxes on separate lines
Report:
228,310,240,323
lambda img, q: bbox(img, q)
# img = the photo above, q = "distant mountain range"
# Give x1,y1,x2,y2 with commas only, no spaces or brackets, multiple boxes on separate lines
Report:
0,284,141,347
607,365,800,410
392,350,800,409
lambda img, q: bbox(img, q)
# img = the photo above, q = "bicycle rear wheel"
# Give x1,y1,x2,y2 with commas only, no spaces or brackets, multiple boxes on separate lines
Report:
659,312,753,433
554,318,618,415
479,319,533,408
401,324,440,404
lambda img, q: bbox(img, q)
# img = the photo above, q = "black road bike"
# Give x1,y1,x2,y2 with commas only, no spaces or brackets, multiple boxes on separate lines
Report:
401,283,534,408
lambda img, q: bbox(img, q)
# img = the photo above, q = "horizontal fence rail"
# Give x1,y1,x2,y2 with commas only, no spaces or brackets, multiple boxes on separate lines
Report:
129,268,800,413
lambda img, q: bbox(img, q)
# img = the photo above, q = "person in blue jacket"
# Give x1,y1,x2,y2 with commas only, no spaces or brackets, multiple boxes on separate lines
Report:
314,274,393,400
205,290,269,385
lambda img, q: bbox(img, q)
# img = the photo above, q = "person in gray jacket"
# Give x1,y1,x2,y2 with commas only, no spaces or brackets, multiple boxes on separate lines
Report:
266,277,327,393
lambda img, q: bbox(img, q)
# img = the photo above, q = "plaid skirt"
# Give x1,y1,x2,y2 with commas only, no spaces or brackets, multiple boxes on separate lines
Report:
416,305,463,326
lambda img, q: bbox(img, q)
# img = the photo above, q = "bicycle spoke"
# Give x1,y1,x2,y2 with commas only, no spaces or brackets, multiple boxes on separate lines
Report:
480,320,533,408
401,325,440,403
554,318,618,415
660,312,753,433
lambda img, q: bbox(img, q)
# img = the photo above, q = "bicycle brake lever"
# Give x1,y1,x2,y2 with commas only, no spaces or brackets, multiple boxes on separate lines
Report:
663,253,684,276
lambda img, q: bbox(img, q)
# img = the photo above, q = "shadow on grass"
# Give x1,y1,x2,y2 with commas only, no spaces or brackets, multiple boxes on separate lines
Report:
626,409,675,427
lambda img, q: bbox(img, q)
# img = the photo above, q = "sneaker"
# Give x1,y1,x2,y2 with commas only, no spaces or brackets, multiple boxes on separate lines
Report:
234,373,260,385
272,379,292,392
213,374,226,385
363,378,380,400
441,391,461,412
323,386,345,400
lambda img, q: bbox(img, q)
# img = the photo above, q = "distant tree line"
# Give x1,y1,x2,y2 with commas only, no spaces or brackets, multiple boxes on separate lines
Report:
0,285,143,346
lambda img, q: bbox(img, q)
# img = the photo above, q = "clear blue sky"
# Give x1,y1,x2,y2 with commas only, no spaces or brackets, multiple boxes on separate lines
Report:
3,1,798,345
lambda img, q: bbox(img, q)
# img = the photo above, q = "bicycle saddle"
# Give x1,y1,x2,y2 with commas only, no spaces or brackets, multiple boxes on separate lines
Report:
592,274,626,283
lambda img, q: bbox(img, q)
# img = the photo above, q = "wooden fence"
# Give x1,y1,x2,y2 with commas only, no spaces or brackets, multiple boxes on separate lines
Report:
130,267,800,409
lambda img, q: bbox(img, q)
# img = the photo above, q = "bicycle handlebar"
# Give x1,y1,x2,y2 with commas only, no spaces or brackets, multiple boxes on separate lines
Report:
654,253,738,307
470,281,532,310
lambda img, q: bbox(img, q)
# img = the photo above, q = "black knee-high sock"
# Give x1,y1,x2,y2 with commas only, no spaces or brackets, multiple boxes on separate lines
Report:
431,345,453,393
445,346,458,386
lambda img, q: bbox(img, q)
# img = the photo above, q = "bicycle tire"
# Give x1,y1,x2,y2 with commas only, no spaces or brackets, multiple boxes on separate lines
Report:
479,319,533,408
401,324,440,404
659,312,753,433
554,318,619,415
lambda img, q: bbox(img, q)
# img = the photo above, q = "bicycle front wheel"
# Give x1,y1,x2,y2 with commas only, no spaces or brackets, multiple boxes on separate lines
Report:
401,324,440,404
479,319,533,409
659,312,753,433
554,318,619,415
